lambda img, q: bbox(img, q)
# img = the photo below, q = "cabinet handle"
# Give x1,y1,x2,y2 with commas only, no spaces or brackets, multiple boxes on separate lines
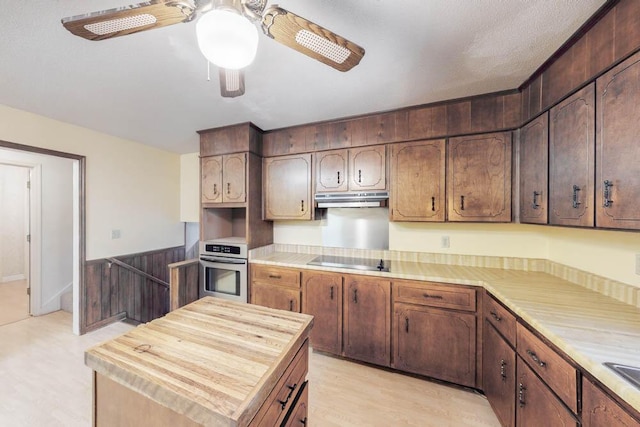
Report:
353,288,358,303
277,383,298,410
526,349,546,367
518,383,526,408
431,196,435,211
337,171,340,184
532,191,541,209
460,195,465,210
603,180,614,207
300,417,307,425
330,286,334,300
268,274,281,279
358,169,362,183
500,359,507,380
227,182,231,194
405,317,409,333
423,293,443,300
289,300,294,311
489,311,502,322
572,185,581,208
301,200,304,212
213,183,217,195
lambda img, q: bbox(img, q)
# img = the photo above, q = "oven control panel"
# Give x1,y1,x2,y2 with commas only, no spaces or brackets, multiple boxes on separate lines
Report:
205,244,241,255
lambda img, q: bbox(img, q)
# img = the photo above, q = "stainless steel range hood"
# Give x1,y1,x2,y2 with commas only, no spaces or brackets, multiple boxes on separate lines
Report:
314,191,389,208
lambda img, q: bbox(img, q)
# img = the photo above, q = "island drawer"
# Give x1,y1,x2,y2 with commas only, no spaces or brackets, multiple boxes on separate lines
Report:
252,342,309,426
484,293,516,346
393,280,476,311
252,265,301,288
516,322,578,413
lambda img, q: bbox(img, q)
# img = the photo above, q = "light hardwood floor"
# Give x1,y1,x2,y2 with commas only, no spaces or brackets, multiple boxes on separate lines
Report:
0,279,30,326
0,312,500,426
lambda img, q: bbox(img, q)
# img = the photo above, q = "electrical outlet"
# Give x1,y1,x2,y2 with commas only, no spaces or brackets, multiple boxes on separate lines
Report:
636,253,640,275
111,229,121,240
441,236,450,248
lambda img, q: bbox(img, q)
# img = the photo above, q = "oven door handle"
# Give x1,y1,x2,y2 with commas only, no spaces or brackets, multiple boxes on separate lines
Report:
200,256,247,265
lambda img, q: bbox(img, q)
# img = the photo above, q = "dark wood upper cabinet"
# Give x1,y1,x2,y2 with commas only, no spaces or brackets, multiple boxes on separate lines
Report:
390,139,446,222
201,153,246,204
595,50,640,230
315,149,349,193
349,145,386,191
519,113,549,224
263,154,312,220
447,132,512,222
548,84,595,227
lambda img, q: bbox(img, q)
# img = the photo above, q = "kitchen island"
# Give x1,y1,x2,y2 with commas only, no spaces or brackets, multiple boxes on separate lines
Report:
85,297,313,426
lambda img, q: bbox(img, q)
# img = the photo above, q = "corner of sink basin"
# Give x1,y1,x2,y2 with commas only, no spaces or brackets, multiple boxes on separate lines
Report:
604,362,640,390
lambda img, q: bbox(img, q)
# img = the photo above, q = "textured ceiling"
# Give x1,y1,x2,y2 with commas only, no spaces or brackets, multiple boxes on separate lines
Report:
0,1,606,153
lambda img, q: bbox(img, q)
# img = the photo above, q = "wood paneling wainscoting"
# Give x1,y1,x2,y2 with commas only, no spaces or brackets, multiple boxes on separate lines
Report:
84,246,185,332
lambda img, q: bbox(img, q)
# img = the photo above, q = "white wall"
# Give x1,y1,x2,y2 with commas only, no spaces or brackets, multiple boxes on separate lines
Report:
180,152,200,223
0,149,74,314
0,104,184,260
0,164,28,282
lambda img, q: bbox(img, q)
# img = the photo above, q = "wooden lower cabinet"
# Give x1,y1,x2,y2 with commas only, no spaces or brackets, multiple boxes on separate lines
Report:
283,381,309,427
343,275,391,366
393,302,476,387
582,377,640,427
483,320,516,427
516,357,578,426
252,282,300,312
302,271,343,354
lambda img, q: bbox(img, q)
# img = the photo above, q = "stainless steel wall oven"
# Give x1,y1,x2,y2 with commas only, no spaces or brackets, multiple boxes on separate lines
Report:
199,238,247,303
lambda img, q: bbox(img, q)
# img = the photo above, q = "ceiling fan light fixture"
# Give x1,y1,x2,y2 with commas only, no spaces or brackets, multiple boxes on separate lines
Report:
196,8,259,70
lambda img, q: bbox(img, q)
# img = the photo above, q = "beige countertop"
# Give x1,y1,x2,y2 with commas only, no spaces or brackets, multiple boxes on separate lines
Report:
251,251,640,414
85,297,314,427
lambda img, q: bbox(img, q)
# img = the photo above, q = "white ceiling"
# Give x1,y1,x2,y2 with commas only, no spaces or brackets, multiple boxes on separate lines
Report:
1,1,606,154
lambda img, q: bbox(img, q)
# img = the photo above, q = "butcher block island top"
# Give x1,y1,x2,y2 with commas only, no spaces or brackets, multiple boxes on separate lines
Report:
85,297,314,427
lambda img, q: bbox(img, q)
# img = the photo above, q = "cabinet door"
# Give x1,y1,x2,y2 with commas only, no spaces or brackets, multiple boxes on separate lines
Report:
349,145,386,191
222,153,246,203
582,377,640,427
549,84,595,227
390,139,446,222
483,321,516,427
596,51,640,230
263,154,312,220
283,381,308,427
343,275,391,366
519,113,549,224
516,357,578,427
201,156,223,204
315,149,348,193
251,282,300,312
393,303,476,387
447,132,512,222
302,272,343,354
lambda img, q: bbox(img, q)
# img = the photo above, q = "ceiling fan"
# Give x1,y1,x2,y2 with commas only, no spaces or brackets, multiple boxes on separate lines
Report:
61,0,365,98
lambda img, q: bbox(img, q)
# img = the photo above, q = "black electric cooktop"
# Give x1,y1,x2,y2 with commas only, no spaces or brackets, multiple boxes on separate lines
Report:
307,255,391,272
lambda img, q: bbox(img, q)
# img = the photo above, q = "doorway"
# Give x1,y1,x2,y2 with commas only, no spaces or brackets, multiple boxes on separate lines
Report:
0,163,31,326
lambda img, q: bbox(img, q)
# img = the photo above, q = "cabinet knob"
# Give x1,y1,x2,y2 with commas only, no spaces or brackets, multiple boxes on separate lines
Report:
603,180,614,207
572,185,581,209
518,383,526,407
532,191,541,209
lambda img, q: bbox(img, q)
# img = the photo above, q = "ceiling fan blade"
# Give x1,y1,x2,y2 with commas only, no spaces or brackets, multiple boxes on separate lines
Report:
61,0,196,41
219,68,245,98
261,6,365,72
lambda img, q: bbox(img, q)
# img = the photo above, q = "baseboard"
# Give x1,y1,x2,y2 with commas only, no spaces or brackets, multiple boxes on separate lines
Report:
1,274,25,283
39,281,73,315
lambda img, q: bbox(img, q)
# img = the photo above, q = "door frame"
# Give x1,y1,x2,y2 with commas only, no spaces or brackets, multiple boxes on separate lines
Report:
0,140,86,334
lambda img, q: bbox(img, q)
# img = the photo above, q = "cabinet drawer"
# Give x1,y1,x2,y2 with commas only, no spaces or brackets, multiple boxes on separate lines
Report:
283,381,308,427
516,322,578,413
484,293,516,346
252,265,300,288
394,280,476,311
252,342,309,427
